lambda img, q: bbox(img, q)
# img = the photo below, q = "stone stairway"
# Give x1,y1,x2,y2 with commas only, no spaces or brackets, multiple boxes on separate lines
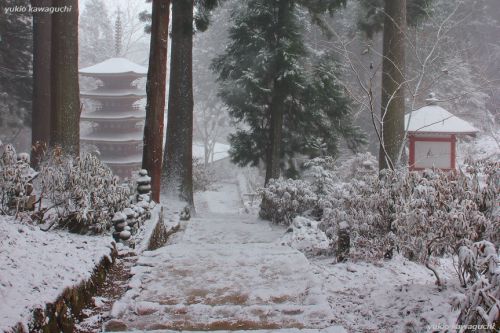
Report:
103,184,344,332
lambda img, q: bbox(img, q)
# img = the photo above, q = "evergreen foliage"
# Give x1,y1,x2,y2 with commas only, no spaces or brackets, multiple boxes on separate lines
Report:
79,0,114,66
140,0,224,33
194,0,224,32
212,0,366,177
0,0,32,135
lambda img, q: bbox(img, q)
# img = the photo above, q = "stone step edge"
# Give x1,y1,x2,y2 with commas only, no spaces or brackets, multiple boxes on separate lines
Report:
104,327,347,333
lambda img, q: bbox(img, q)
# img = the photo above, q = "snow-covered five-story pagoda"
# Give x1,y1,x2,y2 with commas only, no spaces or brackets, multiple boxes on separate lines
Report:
79,58,147,178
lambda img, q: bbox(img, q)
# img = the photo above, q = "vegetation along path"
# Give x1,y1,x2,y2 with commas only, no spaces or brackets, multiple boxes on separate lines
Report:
103,183,344,332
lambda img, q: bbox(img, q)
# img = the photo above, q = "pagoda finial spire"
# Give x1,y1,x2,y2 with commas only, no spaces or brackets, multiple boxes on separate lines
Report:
114,7,123,57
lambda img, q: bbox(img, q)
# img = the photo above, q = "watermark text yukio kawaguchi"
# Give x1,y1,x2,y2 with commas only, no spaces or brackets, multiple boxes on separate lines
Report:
428,324,495,330
4,5,72,14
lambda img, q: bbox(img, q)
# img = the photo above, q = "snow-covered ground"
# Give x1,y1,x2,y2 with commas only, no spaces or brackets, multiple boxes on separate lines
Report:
0,216,114,331
312,256,459,332
102,183,463,332
457,131,500,163
104,184,344,331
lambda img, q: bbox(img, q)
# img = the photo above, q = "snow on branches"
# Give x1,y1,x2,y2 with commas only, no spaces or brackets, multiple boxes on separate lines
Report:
259,178,317,225
455,241,500,331
1,143,135,235
260,154,499,278
38,147,131,233
0,143,37,214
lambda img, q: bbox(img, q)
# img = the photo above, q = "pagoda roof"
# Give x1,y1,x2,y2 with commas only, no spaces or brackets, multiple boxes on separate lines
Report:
79,57,147,77
405,105,479,135
81,131,143,143
81,88,146,99
81,110,146,121
101,155,142,165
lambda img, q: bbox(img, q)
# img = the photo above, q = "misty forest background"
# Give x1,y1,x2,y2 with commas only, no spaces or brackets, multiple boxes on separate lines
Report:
1,1,500,330
0,0,500,172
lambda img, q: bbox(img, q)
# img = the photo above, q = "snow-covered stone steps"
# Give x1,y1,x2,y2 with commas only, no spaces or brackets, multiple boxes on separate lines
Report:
105,328,347,333
102,184,341,332
183,215,285,244
105,242,334,331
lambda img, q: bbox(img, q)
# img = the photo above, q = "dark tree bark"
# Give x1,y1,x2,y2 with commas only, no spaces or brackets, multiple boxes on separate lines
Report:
264,0,290,185
143,0,170,202
50,0,80,157
379,0,406,170
31,0,52,168
265,80,285,185
162,0,194,207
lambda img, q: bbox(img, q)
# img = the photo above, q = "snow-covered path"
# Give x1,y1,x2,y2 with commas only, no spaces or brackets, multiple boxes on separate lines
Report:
105,184,344,332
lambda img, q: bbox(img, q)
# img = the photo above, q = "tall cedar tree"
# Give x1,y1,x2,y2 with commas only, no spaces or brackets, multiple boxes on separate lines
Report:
143,0,170,202
357,0,432,170
50,0,80,156
357,0,431,37
379,0,406,170
212,0,365,184
31,0,52,168
161,0,221,206
0,0,32,139
162,0,195,206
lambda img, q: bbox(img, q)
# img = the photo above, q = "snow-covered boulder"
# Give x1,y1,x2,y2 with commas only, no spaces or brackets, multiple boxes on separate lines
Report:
279,216,331,254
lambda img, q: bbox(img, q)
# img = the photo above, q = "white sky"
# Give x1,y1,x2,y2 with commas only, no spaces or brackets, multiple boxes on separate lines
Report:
78,0,149,13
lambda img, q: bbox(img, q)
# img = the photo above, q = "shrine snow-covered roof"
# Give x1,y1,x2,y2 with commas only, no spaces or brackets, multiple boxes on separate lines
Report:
79,57,147,76
405,105,479,135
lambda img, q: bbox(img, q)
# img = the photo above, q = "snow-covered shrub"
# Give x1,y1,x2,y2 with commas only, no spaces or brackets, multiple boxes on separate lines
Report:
319,162,497,268
259,178,317,225
279,216,331,254
303,153,377,194
303,153,378,218
455,241,500,331
38,148,130,234
458,241,498,287
303,156,338,194
393,170,492,287
261,153,497,271
463,160,500,244
0,143,37,214
320,170,397,261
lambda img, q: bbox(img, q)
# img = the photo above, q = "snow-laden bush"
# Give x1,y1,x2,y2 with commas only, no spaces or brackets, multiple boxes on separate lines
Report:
392,170,492,287
320,168,397,260
0,143,37,214
322,165,497,270
279,216,331,254
260,154,498,271
463,160,500,244
37,148,130,234
303,153,377,194
259,178,317,225
455,241,500,331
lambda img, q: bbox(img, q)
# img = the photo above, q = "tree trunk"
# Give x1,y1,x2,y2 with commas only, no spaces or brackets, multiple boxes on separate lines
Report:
265,81,285,185
31,0,52,168
162,0,194,207
264,0,289,185
379,0,406,171
50,0,80,157
143,0,170,203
